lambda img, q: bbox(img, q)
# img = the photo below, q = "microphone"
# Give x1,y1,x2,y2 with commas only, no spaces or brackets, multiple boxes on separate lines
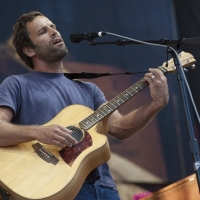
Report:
69,31,106,43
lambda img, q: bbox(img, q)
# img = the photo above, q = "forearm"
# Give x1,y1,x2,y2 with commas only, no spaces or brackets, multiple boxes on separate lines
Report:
108,101,164,140
108,68,169,140
0,120,77,148
0,120,37,146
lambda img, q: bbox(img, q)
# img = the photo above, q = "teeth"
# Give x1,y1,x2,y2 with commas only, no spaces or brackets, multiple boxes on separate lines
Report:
54,39,61,44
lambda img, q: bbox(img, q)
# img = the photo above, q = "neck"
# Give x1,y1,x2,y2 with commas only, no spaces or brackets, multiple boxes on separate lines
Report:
33,59,64,73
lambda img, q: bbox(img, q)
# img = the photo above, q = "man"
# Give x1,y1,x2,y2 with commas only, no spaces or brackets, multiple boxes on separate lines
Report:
0,11,169,199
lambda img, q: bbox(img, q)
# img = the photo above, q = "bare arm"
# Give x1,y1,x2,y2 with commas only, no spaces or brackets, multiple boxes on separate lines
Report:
107,68,169,140
0,106,77,147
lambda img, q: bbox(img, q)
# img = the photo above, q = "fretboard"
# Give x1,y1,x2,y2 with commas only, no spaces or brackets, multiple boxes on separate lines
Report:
79,66,167,130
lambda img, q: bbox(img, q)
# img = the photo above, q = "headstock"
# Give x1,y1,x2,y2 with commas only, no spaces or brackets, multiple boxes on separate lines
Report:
161,51,196,73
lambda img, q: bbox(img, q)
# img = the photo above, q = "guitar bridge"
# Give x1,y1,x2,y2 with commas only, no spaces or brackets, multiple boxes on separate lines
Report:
32,143,59,165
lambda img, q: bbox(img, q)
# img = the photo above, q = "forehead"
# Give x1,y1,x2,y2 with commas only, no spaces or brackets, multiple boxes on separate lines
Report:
26,16,53,34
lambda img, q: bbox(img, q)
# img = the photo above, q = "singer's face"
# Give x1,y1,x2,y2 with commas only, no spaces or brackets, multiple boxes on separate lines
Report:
26,16,68,62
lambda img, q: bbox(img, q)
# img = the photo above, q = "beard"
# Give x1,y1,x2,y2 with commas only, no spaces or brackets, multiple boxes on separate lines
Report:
33,41,68,63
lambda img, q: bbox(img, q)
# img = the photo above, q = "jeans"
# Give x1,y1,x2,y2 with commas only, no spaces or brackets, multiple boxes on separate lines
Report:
74,183,121,200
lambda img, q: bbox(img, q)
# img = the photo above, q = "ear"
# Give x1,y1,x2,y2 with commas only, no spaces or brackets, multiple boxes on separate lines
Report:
23,46,35,57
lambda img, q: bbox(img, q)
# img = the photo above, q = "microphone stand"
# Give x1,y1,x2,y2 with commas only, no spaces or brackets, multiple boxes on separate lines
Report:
88,36,200,191
88,37,200,47
167,46,200,192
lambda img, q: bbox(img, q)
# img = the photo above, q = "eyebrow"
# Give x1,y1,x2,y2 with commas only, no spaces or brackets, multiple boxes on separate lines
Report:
37,23,56,34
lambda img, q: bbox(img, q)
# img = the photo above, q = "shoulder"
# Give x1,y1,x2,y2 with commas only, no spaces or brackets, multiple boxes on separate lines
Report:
1,73,30,83
74,80,102,93
73,80,107,109
0,74,28,88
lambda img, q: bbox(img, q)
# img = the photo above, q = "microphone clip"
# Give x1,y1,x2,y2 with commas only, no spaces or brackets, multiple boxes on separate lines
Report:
69,31,106,43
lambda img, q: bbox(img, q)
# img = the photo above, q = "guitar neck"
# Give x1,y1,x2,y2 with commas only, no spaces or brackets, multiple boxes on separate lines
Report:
79,66,167,130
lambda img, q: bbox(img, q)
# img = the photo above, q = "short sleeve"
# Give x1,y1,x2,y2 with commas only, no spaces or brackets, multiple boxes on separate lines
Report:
0,76,22,116
84,82,107,110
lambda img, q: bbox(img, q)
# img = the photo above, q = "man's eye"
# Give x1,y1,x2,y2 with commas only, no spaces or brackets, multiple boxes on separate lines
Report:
39,30,46,35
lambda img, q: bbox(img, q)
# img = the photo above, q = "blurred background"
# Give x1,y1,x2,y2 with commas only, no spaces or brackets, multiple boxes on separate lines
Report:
0,0,200,199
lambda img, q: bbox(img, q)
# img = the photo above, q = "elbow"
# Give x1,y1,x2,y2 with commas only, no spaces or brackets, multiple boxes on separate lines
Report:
108,130,130,140
108,126,138,140
116,135,127,140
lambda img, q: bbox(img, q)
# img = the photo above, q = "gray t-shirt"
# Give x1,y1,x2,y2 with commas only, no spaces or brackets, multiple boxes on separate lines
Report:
0,71,116,188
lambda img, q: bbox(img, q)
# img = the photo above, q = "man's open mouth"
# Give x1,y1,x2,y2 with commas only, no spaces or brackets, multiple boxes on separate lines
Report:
53,38,63,45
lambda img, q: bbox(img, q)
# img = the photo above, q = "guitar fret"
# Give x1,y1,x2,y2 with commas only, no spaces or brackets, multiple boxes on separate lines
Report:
135,82,143,89
80,115,97,129
93,112,103,120
139,79,148,87
107,104,117,110
100,107,110,115
83,114,100,124
114,97,124,104
86,116,97,123
128,87,138,94
127,87,136,95
97,109,107,116
96,109,106,118
82,118,93,125
124,90,133,96
110,97,124,109
85,112,104,129
117,96,125,103
108,101,118,110
107,101,118,109
118,92,132,103
80,123,90,130
80,120,91,129
120,93,129,100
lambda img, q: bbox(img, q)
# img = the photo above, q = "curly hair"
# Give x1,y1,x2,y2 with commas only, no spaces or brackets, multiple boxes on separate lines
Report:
12,11,44,69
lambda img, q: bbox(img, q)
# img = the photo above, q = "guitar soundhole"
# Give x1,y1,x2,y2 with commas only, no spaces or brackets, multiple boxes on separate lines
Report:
67,126,83,142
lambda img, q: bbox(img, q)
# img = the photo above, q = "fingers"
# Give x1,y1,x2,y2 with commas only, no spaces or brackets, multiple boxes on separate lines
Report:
53,128,77,147
38,125,78,148
57,126,78,145
144,68,168,91
143,68,169,108
144,68,165,84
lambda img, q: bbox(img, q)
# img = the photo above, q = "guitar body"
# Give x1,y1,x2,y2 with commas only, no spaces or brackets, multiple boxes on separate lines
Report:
0,105,111,200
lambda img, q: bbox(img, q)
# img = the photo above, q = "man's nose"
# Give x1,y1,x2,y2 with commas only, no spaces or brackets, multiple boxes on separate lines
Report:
49,28,58,37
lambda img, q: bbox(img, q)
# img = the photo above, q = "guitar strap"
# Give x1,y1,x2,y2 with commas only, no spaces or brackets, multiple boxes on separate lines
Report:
63,71,148,80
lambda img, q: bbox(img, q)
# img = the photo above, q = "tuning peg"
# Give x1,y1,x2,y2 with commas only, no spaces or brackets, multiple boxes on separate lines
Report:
191,64,196,70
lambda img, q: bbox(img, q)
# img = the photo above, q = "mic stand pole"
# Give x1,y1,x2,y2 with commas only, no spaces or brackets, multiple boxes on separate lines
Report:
88,38,200,191
88,37,200,47
167,46,200,191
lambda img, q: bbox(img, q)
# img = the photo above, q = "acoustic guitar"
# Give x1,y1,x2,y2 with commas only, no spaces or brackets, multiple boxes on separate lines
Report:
0,52,196,200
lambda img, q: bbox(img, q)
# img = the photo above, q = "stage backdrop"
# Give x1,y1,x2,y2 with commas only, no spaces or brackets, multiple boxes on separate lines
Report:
0,0,199,188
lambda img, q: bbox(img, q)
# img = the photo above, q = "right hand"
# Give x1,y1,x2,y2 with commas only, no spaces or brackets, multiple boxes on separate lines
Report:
36,124,78,148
